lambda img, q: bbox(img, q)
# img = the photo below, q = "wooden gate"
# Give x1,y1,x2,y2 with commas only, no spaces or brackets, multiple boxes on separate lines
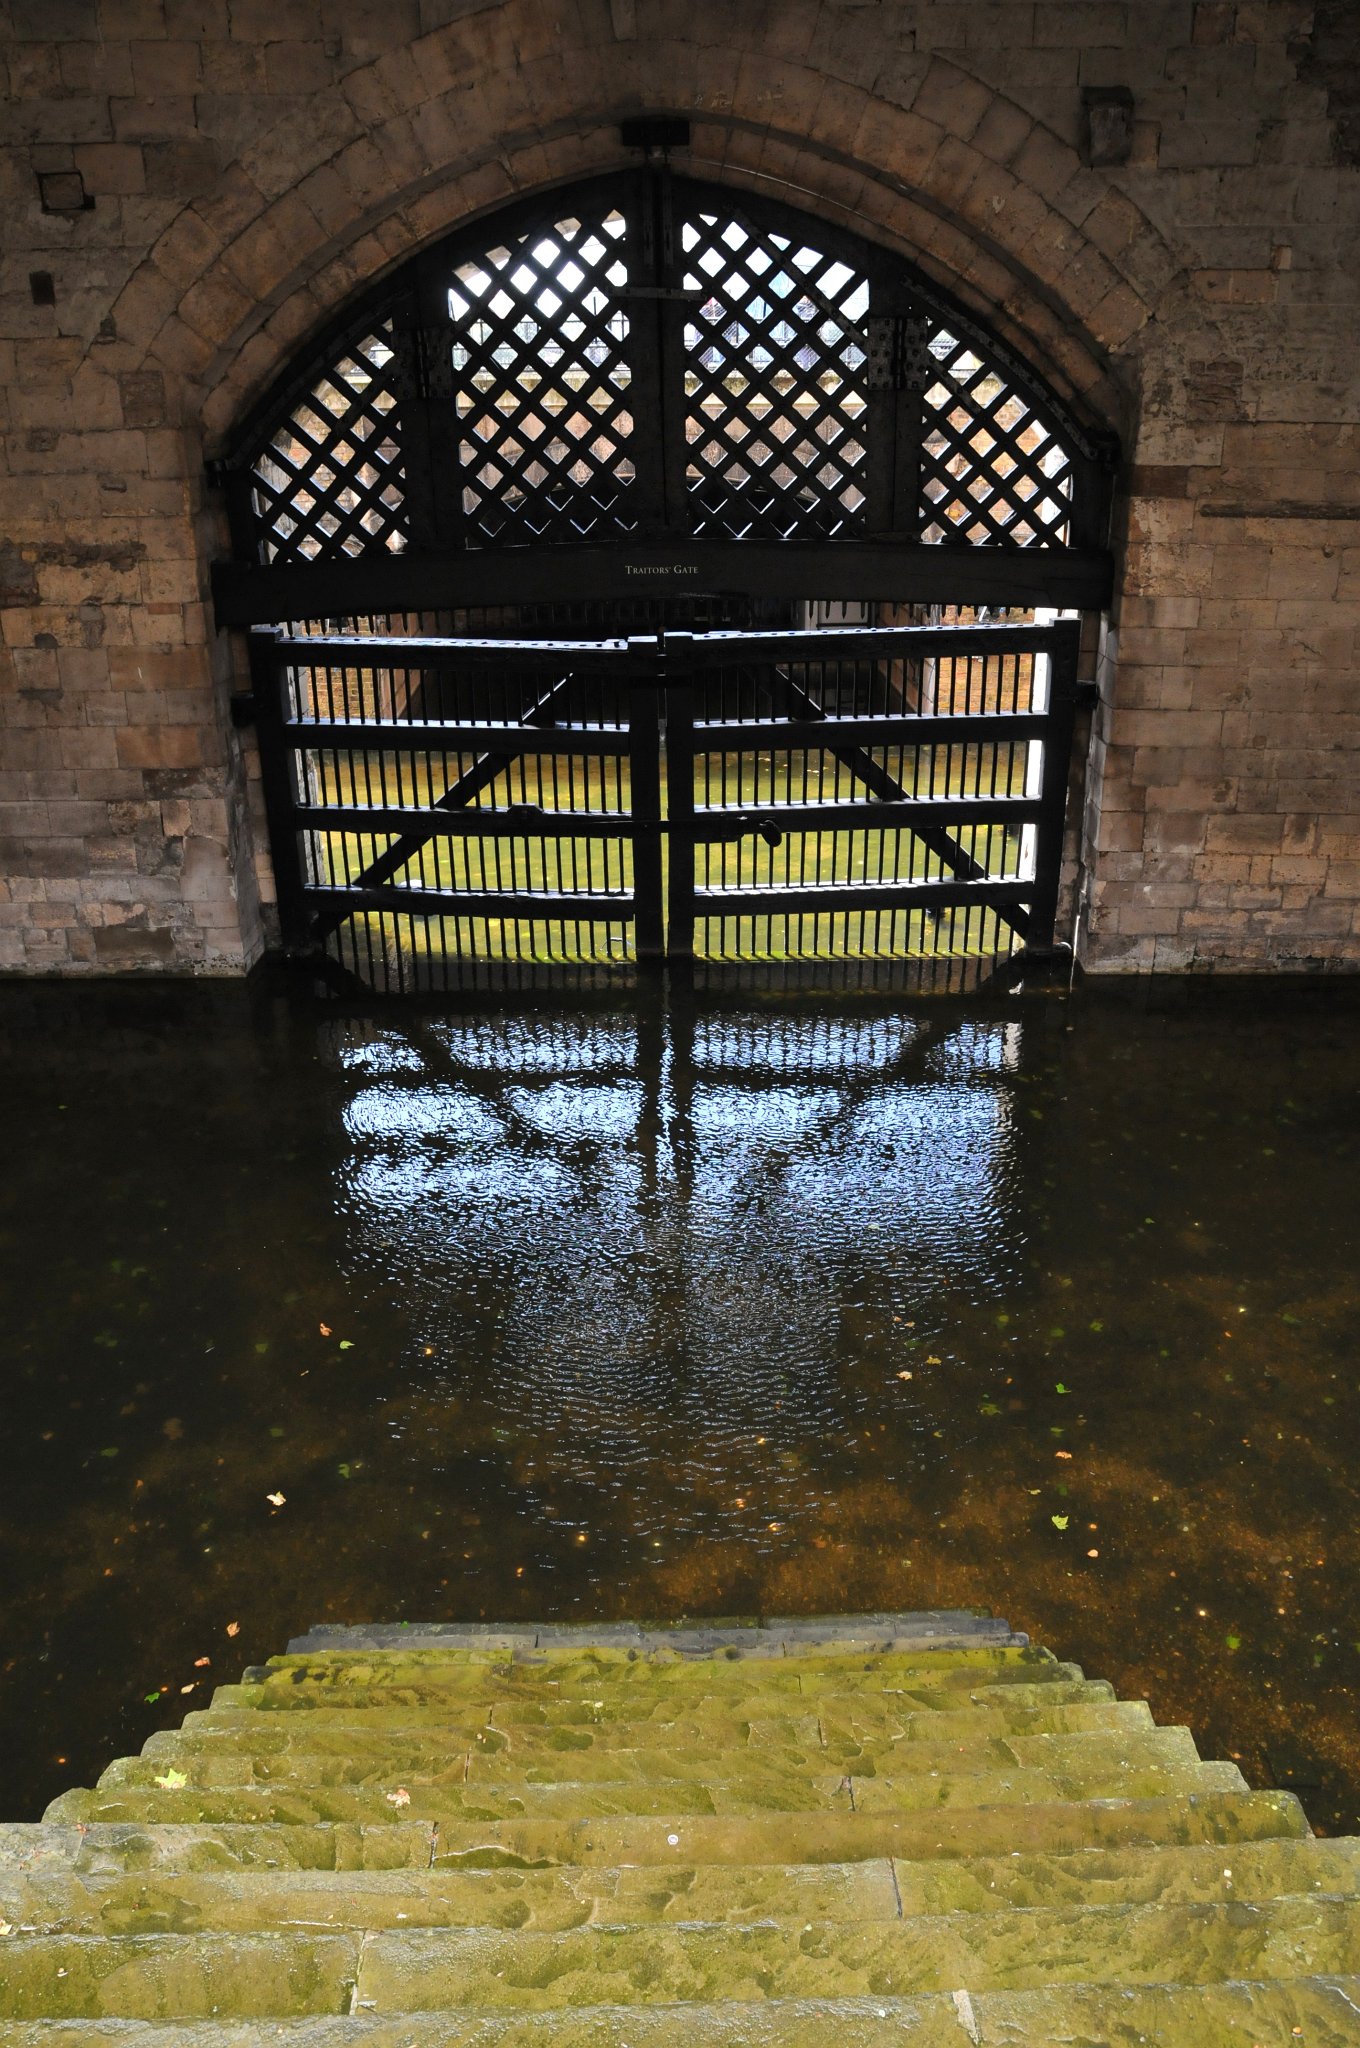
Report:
212,154,1113,986
249,612,1078,988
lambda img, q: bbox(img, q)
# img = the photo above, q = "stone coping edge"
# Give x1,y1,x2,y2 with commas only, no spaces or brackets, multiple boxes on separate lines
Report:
285,1612,1024,1656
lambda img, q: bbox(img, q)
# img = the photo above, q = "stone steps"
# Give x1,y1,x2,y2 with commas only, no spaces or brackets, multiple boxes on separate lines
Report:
4,1982,1360,2047
191,1677,1119,1727
6,1611,1357,2038
281,1617,1024,1657
245,1643,1059,1684
0,1787,1315,1878
47,1758,1252,1828
7,1838,1360,1938
5,1898,1360,2021
98,1725,1201,1790
146,1696,1153,1753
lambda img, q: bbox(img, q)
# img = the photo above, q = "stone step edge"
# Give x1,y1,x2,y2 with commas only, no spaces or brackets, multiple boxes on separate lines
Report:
0,1982,1351,2048
285,1614,1018,1656
6,1890,1360,1952
1,1981,1359,2044
0,1788,1314,1871
5,1850,1358,1931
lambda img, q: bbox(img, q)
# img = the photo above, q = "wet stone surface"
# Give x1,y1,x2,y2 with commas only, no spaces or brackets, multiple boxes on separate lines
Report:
0,973,1357,1831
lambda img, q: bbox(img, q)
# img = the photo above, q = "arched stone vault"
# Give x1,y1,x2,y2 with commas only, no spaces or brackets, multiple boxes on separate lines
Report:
107,24,1178,450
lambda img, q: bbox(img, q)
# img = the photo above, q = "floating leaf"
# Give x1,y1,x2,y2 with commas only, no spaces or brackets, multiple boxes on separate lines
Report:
339,1340,355,1351
193,1657,210,1668
225,1622,240,1638
1226,1634,1241,1651
1051,1514,1070,1531
385,1787,411,1808
1055,1383,1070,1395
143,1691,161,1705
154,1768,187,1789
0,1919,11,1936
266,1492,286,1507
319,1323,332,1336
1055,1450,1073,1460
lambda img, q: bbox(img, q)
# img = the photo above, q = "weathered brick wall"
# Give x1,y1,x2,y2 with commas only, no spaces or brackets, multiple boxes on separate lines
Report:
1,0,1356,972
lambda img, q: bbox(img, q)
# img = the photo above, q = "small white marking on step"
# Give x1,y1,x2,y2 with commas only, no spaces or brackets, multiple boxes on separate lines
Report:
952,1987,981,2044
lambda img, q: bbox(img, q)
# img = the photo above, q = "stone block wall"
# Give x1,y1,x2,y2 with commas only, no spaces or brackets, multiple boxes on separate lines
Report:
0,0,1357,973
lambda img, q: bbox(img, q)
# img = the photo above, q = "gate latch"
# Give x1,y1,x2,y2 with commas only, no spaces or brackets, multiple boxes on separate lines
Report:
756,816,783,848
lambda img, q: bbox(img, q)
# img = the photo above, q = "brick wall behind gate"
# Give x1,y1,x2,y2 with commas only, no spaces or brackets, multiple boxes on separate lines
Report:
1,0,1357,974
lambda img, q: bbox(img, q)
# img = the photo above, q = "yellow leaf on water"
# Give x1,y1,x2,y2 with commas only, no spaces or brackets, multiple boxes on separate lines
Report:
226,1622,240,1637
266,1492,286,1507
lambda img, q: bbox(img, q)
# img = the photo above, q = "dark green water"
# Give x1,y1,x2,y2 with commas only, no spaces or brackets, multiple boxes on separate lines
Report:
1,974,1358,1832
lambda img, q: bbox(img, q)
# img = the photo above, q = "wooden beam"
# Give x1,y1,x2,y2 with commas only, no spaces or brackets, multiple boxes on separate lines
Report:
212,538,1114,627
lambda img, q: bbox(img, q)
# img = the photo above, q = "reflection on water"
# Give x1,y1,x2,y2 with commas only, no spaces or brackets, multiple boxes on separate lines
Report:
329,1007,1026,1518
0,977,1357,1835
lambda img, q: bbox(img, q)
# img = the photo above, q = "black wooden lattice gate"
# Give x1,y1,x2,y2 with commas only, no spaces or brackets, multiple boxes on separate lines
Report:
213,156,1113,985
251,613,1078,987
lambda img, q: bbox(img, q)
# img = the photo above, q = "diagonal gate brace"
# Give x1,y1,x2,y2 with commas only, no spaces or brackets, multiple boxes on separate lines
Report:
309,673,580,943
758,661,1031,944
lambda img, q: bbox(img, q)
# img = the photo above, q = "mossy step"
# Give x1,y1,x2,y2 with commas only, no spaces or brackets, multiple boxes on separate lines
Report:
148,1699,1149,1764
0,1931,359,2021
347,1900,1360,2005
8,1837,1359,1941
46,1757,1248,1828
6,1898,1360,2021
210,1667,1088,1720
2,1788,1312,1881
286,1612,1010,1656
100,1727,1203,1795
4,1978,1360,2046
253,1646,1057,1690
888,1834,1360,1915
0,1857,902,1936
191,1678,1118,1729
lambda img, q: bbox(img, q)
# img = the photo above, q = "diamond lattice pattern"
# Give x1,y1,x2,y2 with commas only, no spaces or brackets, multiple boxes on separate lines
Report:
682,210,869,540
250,326,407,564
919,328,1073,546
449,209,635,543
